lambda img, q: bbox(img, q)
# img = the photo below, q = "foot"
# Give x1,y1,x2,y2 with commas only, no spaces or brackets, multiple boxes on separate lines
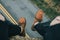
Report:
31,9,44,31
18,17,26,37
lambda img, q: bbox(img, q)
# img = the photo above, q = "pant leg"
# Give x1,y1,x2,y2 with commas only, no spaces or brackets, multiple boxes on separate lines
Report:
44,24,60,40
34,21,60,40
5,20,21,37
8,25,21,37
34,21,51,36
34,23,46,36
0,20,8,40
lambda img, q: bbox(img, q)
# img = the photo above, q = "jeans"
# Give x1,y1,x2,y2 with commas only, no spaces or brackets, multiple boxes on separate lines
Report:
34,21,60,40
0,20,21,40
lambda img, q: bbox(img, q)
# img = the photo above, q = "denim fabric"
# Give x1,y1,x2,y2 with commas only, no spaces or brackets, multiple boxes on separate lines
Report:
34,22,60,40
0,20,21,40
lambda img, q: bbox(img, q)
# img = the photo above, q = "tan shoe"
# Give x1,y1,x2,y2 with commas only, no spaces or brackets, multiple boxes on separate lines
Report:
18,17,26,37
31,9,44,31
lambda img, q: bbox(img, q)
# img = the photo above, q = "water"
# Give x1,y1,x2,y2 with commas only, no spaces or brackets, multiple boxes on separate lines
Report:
1,0,50,37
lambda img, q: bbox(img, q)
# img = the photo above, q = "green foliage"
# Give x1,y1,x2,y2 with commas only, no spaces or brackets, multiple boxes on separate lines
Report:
31,0,60,20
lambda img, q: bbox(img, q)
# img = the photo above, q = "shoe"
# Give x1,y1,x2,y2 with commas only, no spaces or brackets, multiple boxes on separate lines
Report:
31,9,44,31
18,17,26,37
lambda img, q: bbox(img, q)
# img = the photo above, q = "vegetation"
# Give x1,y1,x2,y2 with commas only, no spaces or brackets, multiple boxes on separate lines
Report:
31,0,60,20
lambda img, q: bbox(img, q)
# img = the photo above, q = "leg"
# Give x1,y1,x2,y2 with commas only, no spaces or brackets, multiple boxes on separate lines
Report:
0,14,21,37
6,17,26,37
34,22,50,36
8,23,21,37
31,9,44,31
0,14,8,40
31,9,51,35
0,21,8,40
44,24,60,40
